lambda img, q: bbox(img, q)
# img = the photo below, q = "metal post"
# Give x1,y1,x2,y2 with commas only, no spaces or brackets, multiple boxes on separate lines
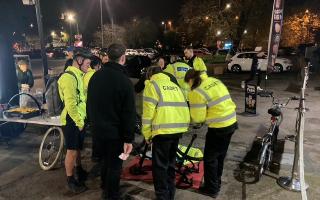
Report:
76,23,79,35
69,21,72,46
277,63,309,196
34,0,48,83
100,0,104,48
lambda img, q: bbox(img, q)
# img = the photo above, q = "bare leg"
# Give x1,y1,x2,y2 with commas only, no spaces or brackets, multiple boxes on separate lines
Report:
65,150,78,176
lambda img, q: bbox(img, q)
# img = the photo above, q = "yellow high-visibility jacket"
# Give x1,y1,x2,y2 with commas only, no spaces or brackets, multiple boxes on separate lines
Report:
83,68,96,99
142,73,190,140
164,62,191,99
58,66,86,129
188,74,237,128
193,57,207,72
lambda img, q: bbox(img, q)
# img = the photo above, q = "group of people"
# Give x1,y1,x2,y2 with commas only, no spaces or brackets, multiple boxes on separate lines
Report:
57,44,238,200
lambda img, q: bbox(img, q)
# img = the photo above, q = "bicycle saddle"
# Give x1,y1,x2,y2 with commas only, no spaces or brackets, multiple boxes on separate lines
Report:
268,108,281,116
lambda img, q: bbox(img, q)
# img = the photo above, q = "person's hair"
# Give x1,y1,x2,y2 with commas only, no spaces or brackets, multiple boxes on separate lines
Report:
184,69,202,90
146,66,162,80
107,43,126,62
90,56,102,68
155,56,169,66
185,46,193,51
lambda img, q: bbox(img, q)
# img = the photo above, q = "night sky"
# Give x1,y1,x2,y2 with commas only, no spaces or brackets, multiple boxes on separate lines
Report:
1,0,184,37
0,0,317,41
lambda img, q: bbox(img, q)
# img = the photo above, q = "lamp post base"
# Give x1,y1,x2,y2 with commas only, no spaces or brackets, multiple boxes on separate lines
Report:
277,176,309,192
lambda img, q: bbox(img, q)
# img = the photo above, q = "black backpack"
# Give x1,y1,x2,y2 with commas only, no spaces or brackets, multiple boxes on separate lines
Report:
45,71,79,117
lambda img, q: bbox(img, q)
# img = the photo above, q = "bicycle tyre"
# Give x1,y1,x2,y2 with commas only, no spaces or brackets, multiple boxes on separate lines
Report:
256,143,269,181
176,148,203,162
38,127,64,170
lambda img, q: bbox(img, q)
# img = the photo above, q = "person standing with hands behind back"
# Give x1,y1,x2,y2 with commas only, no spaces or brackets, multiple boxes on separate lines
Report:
87,44,136,200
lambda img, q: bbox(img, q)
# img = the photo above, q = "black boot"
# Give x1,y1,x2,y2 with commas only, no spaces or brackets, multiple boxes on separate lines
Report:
67,176,87,194
75,166,88,183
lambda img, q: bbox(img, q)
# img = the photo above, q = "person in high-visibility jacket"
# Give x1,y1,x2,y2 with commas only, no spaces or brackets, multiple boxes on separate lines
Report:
184,69,238,198
83,56,102,98
184,46,207,73
142,66,190,200
164,56,191,99
58,50,92,194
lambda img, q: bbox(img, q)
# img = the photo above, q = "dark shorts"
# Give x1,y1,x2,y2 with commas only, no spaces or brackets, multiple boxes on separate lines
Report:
63,114,85,150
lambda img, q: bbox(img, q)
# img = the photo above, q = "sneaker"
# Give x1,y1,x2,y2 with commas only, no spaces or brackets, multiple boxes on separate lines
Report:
199,186,219,198
75,166,88,183
257,86,263,91
67,176,87,194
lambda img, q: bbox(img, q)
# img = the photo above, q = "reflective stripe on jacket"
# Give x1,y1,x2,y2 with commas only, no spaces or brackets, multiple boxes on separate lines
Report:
188,75,236,128
142,73,190,140
164,62,191,99
58,66,86,129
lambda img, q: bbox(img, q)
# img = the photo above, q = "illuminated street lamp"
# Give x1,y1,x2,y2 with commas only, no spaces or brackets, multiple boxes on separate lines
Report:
168,21,172,30
217,30,222,36
205,16,209,20
244,29,248,34
305,9,309,14
51,31,56,37
235,16,239,20
30,23,34,28
226,3,231,9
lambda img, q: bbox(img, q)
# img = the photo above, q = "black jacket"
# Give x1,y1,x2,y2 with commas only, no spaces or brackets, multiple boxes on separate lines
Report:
17,69,34,89
187,55,196,68
87,62,136,143
251,54,259,72
134,71,179,93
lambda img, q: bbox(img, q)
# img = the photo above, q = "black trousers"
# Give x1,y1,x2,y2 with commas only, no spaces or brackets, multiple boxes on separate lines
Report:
99,139,124,200
152,135,179,200
203,128,234,194
245,70,262,87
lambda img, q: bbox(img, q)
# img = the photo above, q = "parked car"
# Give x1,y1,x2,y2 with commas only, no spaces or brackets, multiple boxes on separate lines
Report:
193,49,212,57
198,48,211,54
46,47,66,59
212,49,236,63
227,52,293,73
125,49,139,56
125,55,152,78
144,48,158,58
137,49,148,56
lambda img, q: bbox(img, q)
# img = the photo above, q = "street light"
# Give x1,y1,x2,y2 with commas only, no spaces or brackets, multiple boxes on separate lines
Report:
226,3,231,9
205,16,209,20
21,0,48,83
168,21,172,30
244,30,248,34
305,9,309,14
217,30,222,36
30,23,34,28
51,31,56,37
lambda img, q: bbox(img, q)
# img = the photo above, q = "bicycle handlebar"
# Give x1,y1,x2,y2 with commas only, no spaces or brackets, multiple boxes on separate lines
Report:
258,92,299,108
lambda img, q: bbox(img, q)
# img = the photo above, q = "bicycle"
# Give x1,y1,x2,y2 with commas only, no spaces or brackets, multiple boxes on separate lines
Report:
256,92,298,181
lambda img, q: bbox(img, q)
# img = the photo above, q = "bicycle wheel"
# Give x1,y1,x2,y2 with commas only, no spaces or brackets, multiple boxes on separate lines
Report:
38,127,64,170
256,143,270,181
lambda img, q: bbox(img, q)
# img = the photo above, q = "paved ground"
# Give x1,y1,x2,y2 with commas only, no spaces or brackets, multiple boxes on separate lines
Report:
0,62,319,199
